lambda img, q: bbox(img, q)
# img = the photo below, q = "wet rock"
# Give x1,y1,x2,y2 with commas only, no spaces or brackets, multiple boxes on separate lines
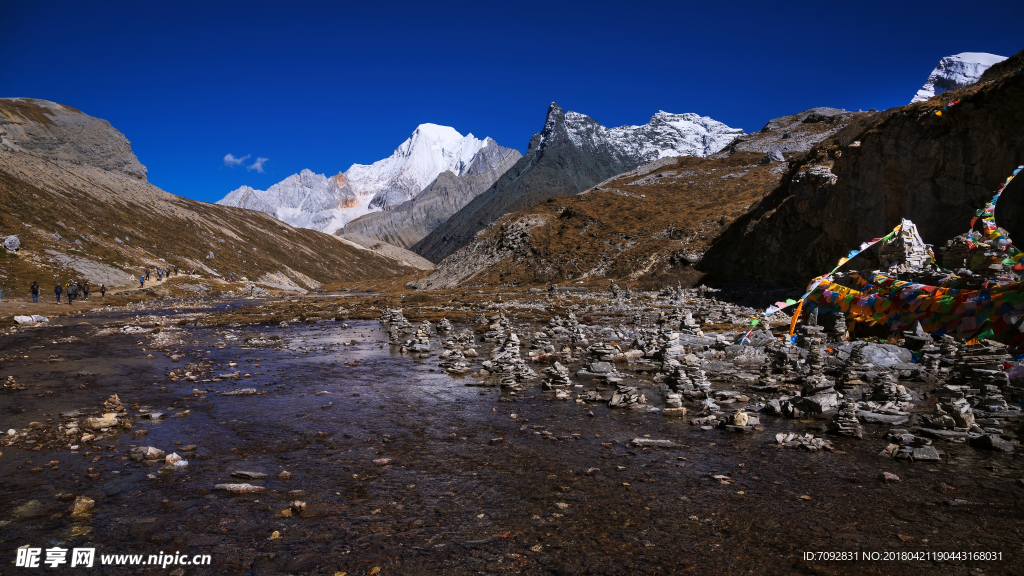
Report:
220,388,257,396
231,470,268,479
214,483,266,494
632,438,677,448
130,446,165,461
969,434,1015,453
879,472,900,483
85,413,119,430
278,470,292,480
69,496,94,517
856,411,910,425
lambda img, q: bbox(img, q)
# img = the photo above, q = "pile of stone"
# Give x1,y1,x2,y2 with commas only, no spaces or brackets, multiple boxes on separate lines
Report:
608,383,645,408
380,307,413,330
3,375,26,390
400,328,431,357
945,340,1014,411
482,314,510,343
879,429,941,461
542,362,573,390
775,432,834,451
868,372,913,406
838,342,874,396
437,318,453,334
546,313,587,344
795,345,840,414
482,333,536,389
438,341,471,375
527,332,557,362
830,312,848,342
827,399,863,438
663,360,711,397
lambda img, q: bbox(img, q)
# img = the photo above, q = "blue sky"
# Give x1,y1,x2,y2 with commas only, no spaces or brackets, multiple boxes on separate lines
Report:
3,1,1022,203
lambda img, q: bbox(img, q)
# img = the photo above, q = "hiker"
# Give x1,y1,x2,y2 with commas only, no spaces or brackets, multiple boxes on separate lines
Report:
173,265,178,276
100,284,106,298
157,270,163,281
30,281,39,303
54,282,62,303
145,269,150,281
139,276,145,288
84,282,90,300
67,282,74,304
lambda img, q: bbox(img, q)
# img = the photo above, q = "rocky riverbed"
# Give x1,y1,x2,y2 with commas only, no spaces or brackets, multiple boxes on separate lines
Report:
1,289,1023,575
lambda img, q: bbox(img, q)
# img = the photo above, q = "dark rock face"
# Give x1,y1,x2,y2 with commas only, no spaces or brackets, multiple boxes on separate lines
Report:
412,103,742,263
0,98,148,180
339,142,521,249
699,74,1024,287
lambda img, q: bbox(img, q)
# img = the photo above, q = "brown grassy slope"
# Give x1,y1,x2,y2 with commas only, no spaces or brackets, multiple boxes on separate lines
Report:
0,151,421,297
471,152,779,286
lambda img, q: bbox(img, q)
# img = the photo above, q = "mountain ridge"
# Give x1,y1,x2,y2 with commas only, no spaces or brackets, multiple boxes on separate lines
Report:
411,102,744,263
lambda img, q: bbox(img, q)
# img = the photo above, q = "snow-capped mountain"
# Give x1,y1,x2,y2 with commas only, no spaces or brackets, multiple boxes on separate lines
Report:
413,103,744,262
541,109,743,161
346,124,488,210
911,52,1007,103
217,125,507,234
218,170,359,233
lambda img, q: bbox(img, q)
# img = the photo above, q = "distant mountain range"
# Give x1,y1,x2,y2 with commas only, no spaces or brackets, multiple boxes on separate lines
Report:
411,103,744,263
217,125,515,235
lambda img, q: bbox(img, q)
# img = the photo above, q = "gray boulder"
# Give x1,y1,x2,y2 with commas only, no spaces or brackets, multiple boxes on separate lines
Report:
3,235,19,251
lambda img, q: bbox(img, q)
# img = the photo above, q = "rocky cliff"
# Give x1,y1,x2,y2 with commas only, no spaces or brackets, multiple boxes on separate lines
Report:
700,64,1024,287
411,103,744,263
0,99,426,293
338,141,521,248
0,98,148,179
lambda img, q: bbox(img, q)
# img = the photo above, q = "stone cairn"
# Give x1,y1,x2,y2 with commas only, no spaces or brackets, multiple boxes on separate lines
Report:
542,362,573,400
796,344,840,414
437,318,453,334
438,340,471,375
482,314,510,343
838,342,873,395
608,383,645,408
828,399,863,439
829,313,848,342
943,340,1013,411
482,333,536,391
381,308,413,345
527,330,556,361
869,372,913,407
400,327,431,357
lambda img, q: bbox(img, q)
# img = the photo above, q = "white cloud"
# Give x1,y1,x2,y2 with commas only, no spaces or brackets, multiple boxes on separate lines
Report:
223,153,250,167
247,157,269,173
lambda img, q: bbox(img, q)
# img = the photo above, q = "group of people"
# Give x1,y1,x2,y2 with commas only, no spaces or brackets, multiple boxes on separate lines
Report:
37,280,106,304
139,265,191,288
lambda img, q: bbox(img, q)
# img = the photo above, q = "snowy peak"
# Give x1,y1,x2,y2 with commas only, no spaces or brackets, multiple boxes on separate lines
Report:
217,124,515,235
343,123,489,210
911,52,1008,103
535,102,743,161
